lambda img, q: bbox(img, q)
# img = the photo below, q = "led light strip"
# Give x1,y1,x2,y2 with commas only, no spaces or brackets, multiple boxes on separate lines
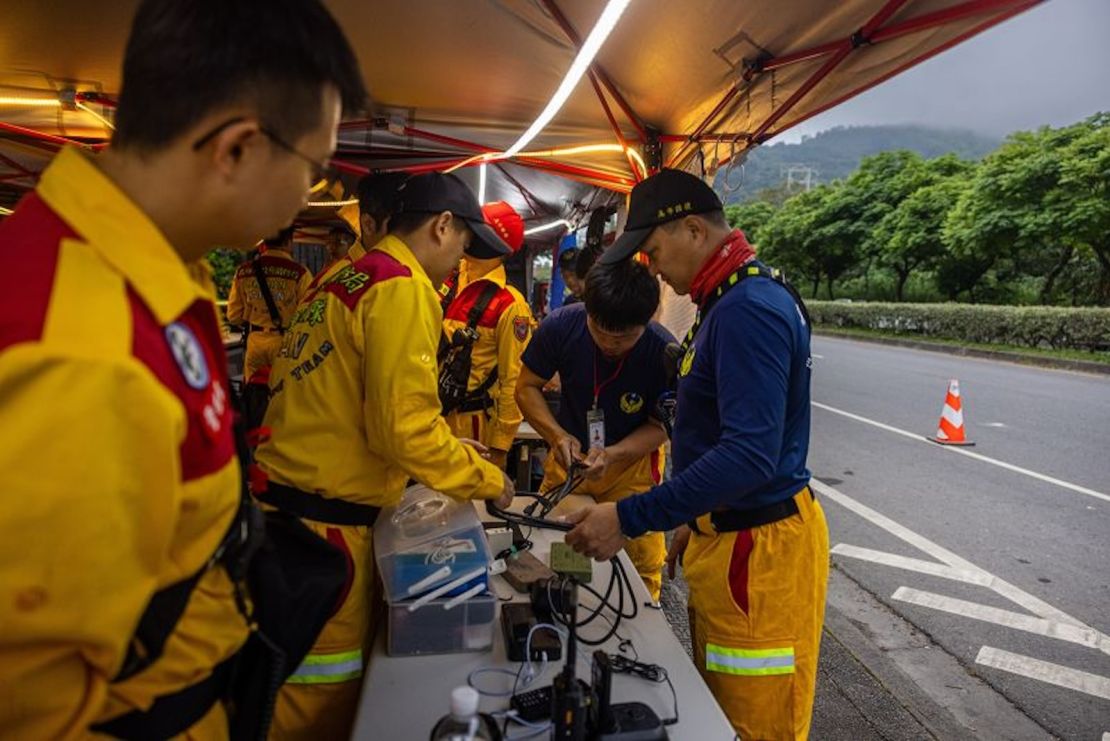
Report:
503,0,632,157
0,96,61,107
524,219,572,236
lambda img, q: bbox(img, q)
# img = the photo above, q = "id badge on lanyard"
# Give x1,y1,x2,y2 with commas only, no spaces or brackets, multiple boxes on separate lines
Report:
587,406,606,451
590,351,624,451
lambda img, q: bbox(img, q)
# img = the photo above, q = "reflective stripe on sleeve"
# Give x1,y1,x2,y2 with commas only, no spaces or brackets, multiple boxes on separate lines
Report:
285,649,364,684
705,643,795,676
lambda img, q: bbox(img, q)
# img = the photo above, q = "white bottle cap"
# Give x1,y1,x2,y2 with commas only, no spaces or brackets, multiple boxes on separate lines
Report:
450,685,480,720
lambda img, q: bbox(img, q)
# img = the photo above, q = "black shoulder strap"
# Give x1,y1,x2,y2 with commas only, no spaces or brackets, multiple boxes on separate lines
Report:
252,256,285,333
680,262,811,355
466,281,503,329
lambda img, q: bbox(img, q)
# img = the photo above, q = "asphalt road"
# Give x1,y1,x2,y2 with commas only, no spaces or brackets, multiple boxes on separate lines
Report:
810,336,1110,740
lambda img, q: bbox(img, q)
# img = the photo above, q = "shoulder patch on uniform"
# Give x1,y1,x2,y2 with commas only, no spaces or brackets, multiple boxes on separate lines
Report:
165,321,210,390
323,251,412,310
513,315,530,341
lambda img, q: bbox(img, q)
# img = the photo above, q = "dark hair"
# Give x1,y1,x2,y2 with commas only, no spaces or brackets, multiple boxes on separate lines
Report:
558,248,580,274
584,260,659,332
575,246,600,281
262,225,295,248
357,172,410,223
113,0,367,150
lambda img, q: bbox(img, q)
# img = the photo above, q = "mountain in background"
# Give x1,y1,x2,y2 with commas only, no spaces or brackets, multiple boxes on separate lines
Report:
713,124,1002,203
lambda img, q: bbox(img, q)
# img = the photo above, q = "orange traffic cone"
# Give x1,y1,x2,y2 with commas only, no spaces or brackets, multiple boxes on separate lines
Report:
930,379,974,446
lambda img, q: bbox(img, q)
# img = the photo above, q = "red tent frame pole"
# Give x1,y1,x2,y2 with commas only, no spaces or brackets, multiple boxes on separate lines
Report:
667,0,1035,169
586,71,643,182
768,0,1041,141
330,159,371,176
0,121,94,150
493,163,555,217
539,0,648,143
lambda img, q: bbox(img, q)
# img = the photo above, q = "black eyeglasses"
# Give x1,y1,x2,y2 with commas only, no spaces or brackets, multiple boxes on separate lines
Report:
192,117,339,192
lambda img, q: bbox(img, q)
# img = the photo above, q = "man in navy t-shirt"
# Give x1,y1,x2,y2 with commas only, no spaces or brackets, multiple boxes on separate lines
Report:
516,259,676,598
563,169,829,740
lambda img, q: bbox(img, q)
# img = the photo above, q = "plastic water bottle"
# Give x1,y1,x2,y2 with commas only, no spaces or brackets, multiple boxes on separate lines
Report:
429,686,500,741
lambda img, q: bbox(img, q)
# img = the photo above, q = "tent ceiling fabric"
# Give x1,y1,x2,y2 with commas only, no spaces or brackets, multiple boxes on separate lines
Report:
0,0,1041,226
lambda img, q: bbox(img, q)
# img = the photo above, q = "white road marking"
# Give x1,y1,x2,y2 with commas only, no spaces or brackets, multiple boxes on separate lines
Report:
811,401,1110,505
831,544,992,586
892,587,1108,651
976,646,1110,701
812,479,1109,650
981,422,1007,428
812,353,825,359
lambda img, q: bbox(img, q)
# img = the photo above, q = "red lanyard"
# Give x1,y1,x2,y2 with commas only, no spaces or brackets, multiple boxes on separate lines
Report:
593,350,626,409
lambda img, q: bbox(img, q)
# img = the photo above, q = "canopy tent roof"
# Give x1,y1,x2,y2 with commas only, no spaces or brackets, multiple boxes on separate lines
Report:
0,0,1041,234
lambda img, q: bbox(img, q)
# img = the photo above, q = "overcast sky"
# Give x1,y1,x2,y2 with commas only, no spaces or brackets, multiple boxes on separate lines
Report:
776,0,1110,143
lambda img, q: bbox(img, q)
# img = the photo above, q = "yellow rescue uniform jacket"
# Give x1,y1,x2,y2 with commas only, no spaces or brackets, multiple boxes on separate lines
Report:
304,238,370,295
442,262,533,451
226,248,311,331
0,148,247,738
256,234,504,505
227,248,311,379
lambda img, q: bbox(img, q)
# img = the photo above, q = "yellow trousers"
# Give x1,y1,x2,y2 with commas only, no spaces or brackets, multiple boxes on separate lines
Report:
684,488,829,740
445,408,488,446
270,523,375,741
244,330,282,382
542,453,666,601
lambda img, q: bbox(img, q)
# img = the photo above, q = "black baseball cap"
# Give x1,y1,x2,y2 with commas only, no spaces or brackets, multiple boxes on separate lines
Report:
599,169,723,264
393,172,511,256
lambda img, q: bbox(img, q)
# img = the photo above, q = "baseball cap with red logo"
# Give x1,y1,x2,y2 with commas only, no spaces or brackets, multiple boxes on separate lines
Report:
469,201,524,259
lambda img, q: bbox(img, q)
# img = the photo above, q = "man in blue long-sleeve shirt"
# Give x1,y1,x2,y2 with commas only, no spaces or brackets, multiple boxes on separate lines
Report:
564,169,829,740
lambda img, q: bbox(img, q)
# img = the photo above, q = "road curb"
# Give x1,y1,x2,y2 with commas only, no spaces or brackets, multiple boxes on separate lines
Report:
813,330,1110,375
823,566,1055,741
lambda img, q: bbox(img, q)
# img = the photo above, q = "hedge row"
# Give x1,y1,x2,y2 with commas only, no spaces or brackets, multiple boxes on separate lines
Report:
806,301,1110,352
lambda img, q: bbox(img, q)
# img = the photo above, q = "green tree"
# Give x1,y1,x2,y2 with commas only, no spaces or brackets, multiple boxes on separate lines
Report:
943,114,1110,305
759,187,828,297
725,201,776,244
207,248,245,299
871,155,975,301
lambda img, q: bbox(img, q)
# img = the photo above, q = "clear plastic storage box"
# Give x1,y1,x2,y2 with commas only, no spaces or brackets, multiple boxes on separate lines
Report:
385,591,497,656
373,484,492,603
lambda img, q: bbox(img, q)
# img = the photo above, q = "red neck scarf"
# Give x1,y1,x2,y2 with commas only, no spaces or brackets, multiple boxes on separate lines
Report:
689,229,756,306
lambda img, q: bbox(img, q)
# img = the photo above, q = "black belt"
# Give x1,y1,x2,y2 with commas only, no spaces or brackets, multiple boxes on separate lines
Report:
689,488,814,534
249,324,282,333
457,395,493,414
255,482,381,527
91,654,235,740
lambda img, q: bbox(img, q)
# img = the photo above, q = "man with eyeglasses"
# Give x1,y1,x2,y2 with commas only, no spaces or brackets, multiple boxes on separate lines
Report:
227,226,314,381
255,172,516,738
0,0,365,737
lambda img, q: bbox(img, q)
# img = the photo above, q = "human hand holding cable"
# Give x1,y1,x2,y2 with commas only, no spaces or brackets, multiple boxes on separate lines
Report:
580,446,610,480
553,433,583,470
563,502,626,561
